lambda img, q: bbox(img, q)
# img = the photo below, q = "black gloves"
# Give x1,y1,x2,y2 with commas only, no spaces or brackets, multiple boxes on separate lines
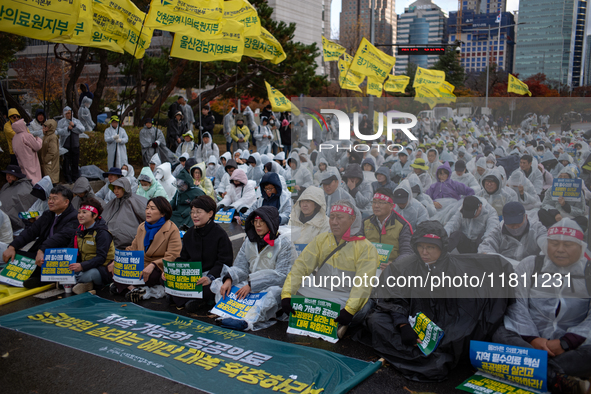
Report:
152,142,158,148
335,309,354,326
281,298,294,315
239,206,248,214
400,324,418,346
217,204,225,211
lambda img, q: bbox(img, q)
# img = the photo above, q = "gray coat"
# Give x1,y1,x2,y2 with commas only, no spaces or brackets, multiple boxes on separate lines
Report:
478,219,546,261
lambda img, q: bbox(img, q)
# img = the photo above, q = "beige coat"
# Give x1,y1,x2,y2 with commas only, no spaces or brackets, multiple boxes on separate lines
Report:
128,220,182,272
41,119,59,183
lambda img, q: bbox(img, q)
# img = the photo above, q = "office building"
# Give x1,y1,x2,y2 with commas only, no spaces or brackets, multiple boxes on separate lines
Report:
394,0,447,74
514,0,588,87
459,0,506,14
339,0,396,55
448,10,515,73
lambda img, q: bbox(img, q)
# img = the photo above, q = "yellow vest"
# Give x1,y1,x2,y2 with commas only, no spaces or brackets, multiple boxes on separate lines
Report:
77,229,115,266
363,214,404,262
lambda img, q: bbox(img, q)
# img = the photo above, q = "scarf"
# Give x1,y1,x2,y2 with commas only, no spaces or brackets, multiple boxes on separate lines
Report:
144,217,166,251
262,192,281,209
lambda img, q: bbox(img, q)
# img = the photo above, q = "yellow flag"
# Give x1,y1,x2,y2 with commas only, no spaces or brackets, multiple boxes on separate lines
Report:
89,3,125,53
338,54,363,92
384,75,410,93
145,0,224,36
508,74,532,96
322,36,346,62
92,0,152,58
224,0,261,37
265,81,300,115
367,77,383,97
349,38,396,82
0,0,80,41
437,81,456,103
244,27,286,64
415,85,441,109
170,19,245,62
413,67,445,88
52,0,93,46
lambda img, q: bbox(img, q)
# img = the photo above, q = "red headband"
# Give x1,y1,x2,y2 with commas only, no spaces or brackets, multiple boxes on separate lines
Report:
331,204,354,216
80,205,99,215
423,234,441,239
373,193,393,204
548,226,584,241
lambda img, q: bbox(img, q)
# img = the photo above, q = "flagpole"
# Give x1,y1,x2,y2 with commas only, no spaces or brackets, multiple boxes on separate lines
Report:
496,11,502,70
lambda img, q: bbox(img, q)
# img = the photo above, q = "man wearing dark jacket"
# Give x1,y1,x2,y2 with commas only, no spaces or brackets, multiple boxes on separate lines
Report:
196,105,215,143
2,185,79,288
172,195,233,312
372,166,398,193
355,220,513,382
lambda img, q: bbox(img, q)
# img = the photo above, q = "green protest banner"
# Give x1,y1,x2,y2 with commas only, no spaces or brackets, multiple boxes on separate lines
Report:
18,211,40,220
372,243,394,269
457,373,538,394
408,312,444,356
286,179,297,197
287,296,340,343
163,260,202,298
0,293,381,393
0,254,36,287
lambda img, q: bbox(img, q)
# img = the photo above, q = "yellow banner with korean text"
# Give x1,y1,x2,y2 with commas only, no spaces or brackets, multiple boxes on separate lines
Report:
224,0,260,37
415,85,441,109
265,81,300,115
170,19,244,62
0,0,80,41
413,67,445,88
367,77,383,97
384,75,410,93
145,0,224,37
244,27,286,64
51,0,93,47
349,38,396,82
508,74,532,96
338,54,363,92
322,36,346,62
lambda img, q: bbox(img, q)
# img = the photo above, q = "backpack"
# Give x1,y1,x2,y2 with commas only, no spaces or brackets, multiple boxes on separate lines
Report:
534,255,591,294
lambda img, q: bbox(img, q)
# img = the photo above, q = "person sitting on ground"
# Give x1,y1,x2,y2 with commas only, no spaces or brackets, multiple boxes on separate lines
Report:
476,169,518,217
450,160,480,193
217,169,256,215
393,180,430,231
288,186,330,245
171,196,233,312
320,169,354,215
342,163,373,216
170,168,205,229
519,154,544,195
371,166,397,194
110,196,182,303
154,162,176,200
426,162,475,208
2,185,78,288
444,196,499,253
136,167,168,200
215,158,237,197
190,162,215,199
71,177,104,211
390,150,412,183
281,200,379,338
244,172,291,225
25,176,54,218
95,168,123,204
0,165,38,232
68,197,115,294
121,164,138,193
355,220,512,382
478,201,547,261
214,206,297,330
492,218,591,394
102,177,147,249
539,167,588,231
363,188,413,265
407,173,437,217
246,153,264,187
286,152,313,194
410,158,432,191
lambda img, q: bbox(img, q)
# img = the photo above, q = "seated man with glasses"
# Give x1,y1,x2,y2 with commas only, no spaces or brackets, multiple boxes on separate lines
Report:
4,108,22,165
363,188,413,266
244,172,291,225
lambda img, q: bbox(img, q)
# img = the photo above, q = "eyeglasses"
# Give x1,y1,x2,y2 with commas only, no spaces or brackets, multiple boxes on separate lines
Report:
263,187,276,192
9,115,19,119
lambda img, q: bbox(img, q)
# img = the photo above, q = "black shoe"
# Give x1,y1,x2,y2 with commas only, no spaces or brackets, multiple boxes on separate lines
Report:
109,282,118,296
551,373,591,394
185,300,202,313
125,287,146,303
23,276,43,289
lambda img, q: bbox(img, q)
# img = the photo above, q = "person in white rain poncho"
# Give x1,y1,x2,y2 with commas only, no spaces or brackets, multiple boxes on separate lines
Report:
288,186,330,245
194,132,219,163
313,156,332,187
472,156,490,185
56,106,85,184
104,116,128,169
205,155,218,180
121,164,138,194
427,148,440,181
95,167,122,204
0,200,13,244
393,180,429,231
476,169,518,217
78,97,95,132
451,160,480,193
492,218,591,393
26,175,53,215
390,150,412,183
320,170,354,215
154,162,177,200
139,119,167,167
175,130,196,158
222,108,235,153
246,153,264,187
254,116,273,155
136,167,168,200
519,154,544,195
28,109,45,138
506,170,541,211
444,196,499,253
212,207,297,330
217,169,256,214
286,152,313,193
539,167,588,230
406,173,436,217
479,202,547,261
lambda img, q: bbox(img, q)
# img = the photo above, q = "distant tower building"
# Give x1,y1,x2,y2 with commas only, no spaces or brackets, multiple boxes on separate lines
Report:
395,0,447,75
514,0,588,88
448,10,515,73
585,35,591,85
459,0,506,14
339,0,396,55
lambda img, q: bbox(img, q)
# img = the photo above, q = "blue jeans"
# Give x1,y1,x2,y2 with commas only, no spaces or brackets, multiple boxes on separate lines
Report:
226,141,232,154
283,145,291,156
76,268,103,285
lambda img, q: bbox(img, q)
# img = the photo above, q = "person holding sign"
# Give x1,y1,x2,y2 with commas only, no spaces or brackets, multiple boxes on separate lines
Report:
493,218,591,393
171,196,233,312
356,221,512,382
217,169,256,216
214,207,296,328
288,186,330,245
281,200,379,337
363,188,413,265
2,185,78,288
539,167,588,231
67,198,115,295
110,197,182,302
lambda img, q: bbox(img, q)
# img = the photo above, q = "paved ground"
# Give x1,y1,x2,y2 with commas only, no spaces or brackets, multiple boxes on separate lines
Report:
0,212,477,394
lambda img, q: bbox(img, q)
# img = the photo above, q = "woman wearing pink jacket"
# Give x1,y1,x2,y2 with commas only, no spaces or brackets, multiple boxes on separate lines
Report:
12,119,43,184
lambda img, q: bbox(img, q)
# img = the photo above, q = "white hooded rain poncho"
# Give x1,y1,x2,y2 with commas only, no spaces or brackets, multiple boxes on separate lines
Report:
506,170,541,211
136,166,168,200
154,162,177,200
288,186,330,245
286,152,313,189
476,169,519,216
393,179,430,231
444,196,499,241
406,173,437,217
78,97,95,132
104,121,129,168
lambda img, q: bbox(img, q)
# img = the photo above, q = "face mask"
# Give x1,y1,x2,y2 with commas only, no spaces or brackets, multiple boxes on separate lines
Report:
486,163,494,169
505,219,528,237
208,164,215,169
121,170,128,177
154,171,163,180
142,185,151,191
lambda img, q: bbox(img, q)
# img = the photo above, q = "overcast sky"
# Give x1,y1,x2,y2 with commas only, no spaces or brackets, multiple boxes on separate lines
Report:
330,0,521,39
